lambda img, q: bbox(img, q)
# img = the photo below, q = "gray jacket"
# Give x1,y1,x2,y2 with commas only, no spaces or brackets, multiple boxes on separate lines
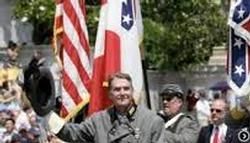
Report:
161,113,200,143
57,105,165,143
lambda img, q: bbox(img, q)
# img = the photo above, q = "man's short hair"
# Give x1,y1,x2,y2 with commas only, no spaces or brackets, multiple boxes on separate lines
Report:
7,40,17,51
5,118,15,124
107,72,133,90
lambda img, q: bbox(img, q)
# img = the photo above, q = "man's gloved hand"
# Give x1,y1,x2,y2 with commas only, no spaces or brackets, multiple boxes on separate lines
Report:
23,57,56,116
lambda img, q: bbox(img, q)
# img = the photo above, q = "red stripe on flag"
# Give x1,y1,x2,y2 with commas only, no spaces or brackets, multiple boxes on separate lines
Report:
63,0,90,57
55,15,63,30
61,104,69,118
101,0,107,5
62,70,83,105
88,56,112,114
88,30,121,115
79,0,86,18
242,19,250,32
104,30,121,74
63,35,91,91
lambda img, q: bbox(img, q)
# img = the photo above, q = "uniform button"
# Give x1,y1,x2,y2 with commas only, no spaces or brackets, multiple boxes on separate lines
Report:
110,128,116,134
128,128,133,132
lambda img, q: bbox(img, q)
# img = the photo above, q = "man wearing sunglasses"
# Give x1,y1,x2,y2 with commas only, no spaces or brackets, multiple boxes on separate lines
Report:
157,84,200,143
197,99,234,143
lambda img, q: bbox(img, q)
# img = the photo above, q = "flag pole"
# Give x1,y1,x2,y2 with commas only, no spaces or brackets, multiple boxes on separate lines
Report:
140,44,151,109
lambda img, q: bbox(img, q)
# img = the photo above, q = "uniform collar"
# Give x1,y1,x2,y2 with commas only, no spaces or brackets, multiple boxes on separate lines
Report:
108,104,137,123
165,112,184,128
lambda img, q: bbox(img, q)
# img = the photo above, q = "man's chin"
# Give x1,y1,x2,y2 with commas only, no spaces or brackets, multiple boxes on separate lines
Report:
211,119,220,125
116,101,131,106
163,109,170,115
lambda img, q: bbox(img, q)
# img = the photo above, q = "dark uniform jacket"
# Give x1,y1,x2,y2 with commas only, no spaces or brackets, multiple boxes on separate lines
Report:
159,113,200,143
197,124,234,143
56,105,165,143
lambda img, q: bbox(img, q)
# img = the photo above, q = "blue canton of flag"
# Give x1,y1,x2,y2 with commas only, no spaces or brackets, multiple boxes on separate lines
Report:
228,0,250,43
121,0,134,30
228,0,250,96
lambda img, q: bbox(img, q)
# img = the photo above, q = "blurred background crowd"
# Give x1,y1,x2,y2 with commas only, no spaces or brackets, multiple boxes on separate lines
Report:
0,41,64,143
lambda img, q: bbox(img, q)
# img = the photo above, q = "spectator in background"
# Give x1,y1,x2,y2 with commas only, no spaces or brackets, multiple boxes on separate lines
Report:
27,109,48,143
11,107,31,132
2,118,19,143
195,89,211,127
197,98,234,143
10,134,25,143
0,80,22,111
213,92,220,100
186,88,199,112
4,41,20,68
0,110,10,137
158,84,200,143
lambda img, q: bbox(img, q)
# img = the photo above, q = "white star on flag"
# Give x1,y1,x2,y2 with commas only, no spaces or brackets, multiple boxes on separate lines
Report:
234,38,243,49
238,7,245,19
122,14,132,25
234,64,245,77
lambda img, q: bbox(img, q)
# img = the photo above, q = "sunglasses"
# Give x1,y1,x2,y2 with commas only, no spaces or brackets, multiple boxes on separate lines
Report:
162,96,175,101
210,108,222,113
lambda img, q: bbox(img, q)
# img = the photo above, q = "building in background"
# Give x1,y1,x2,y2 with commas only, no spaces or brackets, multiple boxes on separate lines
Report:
0,0,33,48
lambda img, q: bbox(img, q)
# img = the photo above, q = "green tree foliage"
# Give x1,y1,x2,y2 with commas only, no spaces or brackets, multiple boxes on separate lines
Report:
12,0,100,44
142,0,227,70
13,0,227,71
13,0,55,44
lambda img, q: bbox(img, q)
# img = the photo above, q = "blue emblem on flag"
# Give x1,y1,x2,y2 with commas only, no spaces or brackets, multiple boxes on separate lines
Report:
121,0,134,30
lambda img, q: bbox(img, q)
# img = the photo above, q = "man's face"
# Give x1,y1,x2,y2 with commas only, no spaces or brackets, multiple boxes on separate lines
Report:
109,78,134,110
7,48,18,60
5,119,15,132
210,100,226,125
162,95,182,117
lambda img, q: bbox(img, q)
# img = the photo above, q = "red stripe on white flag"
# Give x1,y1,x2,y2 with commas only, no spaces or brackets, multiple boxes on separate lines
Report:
54,0,91,120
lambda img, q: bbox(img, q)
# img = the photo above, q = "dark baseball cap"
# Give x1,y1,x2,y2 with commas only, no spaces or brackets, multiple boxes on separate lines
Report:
159,84,184,100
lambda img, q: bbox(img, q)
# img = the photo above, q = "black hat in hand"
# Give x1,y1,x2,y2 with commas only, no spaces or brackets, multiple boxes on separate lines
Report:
23,58,56,116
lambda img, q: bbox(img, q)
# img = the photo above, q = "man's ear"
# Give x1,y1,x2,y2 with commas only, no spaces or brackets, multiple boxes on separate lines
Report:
177,98,184,105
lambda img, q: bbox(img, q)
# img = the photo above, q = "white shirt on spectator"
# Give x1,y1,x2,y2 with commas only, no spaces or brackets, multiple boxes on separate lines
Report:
14,110,31,131
195,98,211,126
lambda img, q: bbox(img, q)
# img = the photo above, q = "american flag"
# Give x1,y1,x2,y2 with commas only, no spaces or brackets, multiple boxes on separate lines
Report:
53,0,91,120
228,0,250,96
88,0,144,115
